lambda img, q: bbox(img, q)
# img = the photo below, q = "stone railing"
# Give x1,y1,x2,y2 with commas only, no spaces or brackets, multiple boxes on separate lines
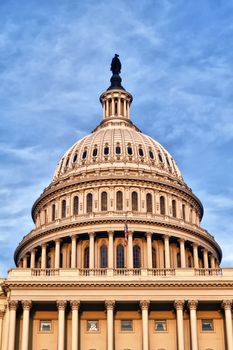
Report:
194,268,222,276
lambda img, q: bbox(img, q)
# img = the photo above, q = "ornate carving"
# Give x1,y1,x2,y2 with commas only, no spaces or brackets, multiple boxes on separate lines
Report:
56,300,67,310
9,300,18,311
105,300,115,310
188,300,198,310
222,300,232,310
174,300,185,310
70,300,80,310
0,308,5,318
22,300,32,310
140,300,150,310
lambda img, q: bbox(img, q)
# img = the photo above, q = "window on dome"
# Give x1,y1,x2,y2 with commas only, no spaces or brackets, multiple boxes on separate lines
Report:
82,150,87,159
182,204,186,221
87,193,93,213
73,153,78,162
146,193,152,213
149,150,154,159
116,244,124,268
84,247,89,268
127,146,133,155
92,148,98,157
101,192,108,211
114,98,118,114
132,191,138,211
73,196,79,215
100,244,108,268
116,191,123,210
52,204,56,221
104,146,110,156
158,153,163,163
160,196,165,215
138,148,144,157
65,157,70,166
166,156,170,167
120,98,124,115
172,200,177,218
133,245,141,268
152,247,156,268
61,200,66,218
115,146,121,155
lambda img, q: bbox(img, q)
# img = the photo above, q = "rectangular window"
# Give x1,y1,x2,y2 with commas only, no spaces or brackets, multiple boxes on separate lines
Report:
155,320,167,331
121,320,133,332
40,320,52,332
87,320,99,332
202,319,213,331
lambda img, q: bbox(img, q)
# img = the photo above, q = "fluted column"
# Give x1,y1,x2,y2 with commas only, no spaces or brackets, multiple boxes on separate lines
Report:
70,301,80,350
0,308,5,350
193,244,199,268
188,300,198,350
71,235,77,268
41,243,47,269
21,300,32,350
89,232,95,269
146,233,152,269
127,231,133,268
55,239,60,269
203,249,209,268
164,235,170,268
105,300,115,350
30,249,36,268
8,300,18,350
210,255,215,269
174,300,185,350
108,231,114,269
222,300,233,350
57,301,67,350
179,240,186,268
23,255,28,268
140,300,150,350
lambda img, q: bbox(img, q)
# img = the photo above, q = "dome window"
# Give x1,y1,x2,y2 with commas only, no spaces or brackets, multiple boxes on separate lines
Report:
82,150,87,159
61,199,66,218
116,191,123,210
116,244,124,268
132,191,138,211
104,146,110,156
65,157,70,166
73,196,79,215
149,150,154,159
158,153,163,163
127,146,133,155
101,191,108,211
86,193,93,213
172,199,177,218
73,154,78,162
100,244,108,268
133,245,141,268
138,148,144,157
146,193,152,213
166,156,170,166
160,196,165,215
116,146,121,155
92,148,98,157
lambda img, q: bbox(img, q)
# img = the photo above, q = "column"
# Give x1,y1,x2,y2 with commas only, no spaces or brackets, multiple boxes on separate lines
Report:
23,255,28,268
188,300,198,350
203,249,209,268
70,301,80,350
41,243,47,269
30,249,36,269
71,235,77,269
146,233,153,269
174,300,185,350
210,255,215,269
222,300,233,350
193,244,199,268
108,231,114,269
0,308,5,350
89,232,95,269
21,300,32,350
179,240,186,268
55,239,60,269
8,300,18,350
57,301,67,350
127,231,133,269
164,235,170,268
105,300,115,350
140,300,150,350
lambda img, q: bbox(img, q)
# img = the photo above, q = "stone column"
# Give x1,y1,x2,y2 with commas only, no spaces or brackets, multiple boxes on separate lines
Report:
41,243,47,269
21,300,32,350
57,301,67,350
210,255,215,269
222,300,233,350
179,240,186,268
108,231,114,269
89,232,95,269
203,249,209,268
105,300,115,350
127,231,133,269
71,235,77,269
23,255,28,268
30,249,36,269
164,235,170,268
193,244,199,268
140,300,150,350
70,301,80,350
8,300,18,350
174,300,185,350
55,239,60,269
0,308,5,350
146,233,153,269
188,300,198,350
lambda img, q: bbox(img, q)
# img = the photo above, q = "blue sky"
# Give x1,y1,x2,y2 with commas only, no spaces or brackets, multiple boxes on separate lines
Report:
1,0,233,275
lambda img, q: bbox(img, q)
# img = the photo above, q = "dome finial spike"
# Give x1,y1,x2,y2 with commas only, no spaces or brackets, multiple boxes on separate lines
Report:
108,54,125,90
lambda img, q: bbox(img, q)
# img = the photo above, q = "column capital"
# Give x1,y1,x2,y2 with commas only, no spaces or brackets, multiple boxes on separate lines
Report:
140,300,150,310
146,232,152,237
89,232,95,237
22,300,32,310
178,238,185,244
41,242,47,248
128,230,133,236
9,300,18,311
174,300,185,310
222,300,232,310
56,300,67,310
70,300,80,310
55,238,61,243
31,248,37,253
108,231,114,235
188,300,198,310
71,234,77,240
105,300,115,310
163,234,170,240
192,242,198,248
0,308,5,318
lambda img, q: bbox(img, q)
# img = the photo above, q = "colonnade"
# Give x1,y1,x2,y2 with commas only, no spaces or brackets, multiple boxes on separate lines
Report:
5,299,233,350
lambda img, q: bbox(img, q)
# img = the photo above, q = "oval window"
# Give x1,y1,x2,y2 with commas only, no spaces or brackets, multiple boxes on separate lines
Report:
104,147,110,156
73,154,77,162
149,150,154,159
116,146,121,155
65,157,70,166
127,146,133,155
92,148,98,157
158,153,163,163
166,156,170,166
138,148,144,157
82,150,87,159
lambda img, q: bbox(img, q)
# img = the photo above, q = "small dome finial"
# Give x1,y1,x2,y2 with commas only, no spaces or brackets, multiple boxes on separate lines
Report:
108,54,125,90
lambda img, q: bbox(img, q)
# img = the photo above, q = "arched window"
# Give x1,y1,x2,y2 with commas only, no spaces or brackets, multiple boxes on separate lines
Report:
73,153,77,162
82,150,87,159
160,196,165,215
116,146,121,155
132,191,138,211
92,148,98,157
114,98,118,114
65,157,70,166
149,150,154,159
138,148,144,157
104,146,110,156
86,193,93,213
101,192,108,211
116,244,124,268
116,191,123,210
73,196,79,215
152,247,156,268
84,247,89,268
172,199,177,218
100,244,108,268
182,204,186,220
158,153,163,163
127,146,133,155
52,204,56,221
146,193,152,213
61,200,66,218
133,245,141,268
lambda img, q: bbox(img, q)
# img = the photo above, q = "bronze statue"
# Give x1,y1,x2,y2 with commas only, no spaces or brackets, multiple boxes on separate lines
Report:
111,54,121,75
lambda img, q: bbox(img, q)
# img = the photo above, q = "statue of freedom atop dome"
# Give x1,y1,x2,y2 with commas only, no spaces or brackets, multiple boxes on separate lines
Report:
111,54,121,75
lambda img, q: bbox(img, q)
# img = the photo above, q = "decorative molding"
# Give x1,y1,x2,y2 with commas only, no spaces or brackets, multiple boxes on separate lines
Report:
222,300,232,310
9,300,18,310
188,300,198,310
140,300,150,310
70,300,80,310
56,300,67,310
105,300,115,310
21,300,32,310
174,300,185,310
